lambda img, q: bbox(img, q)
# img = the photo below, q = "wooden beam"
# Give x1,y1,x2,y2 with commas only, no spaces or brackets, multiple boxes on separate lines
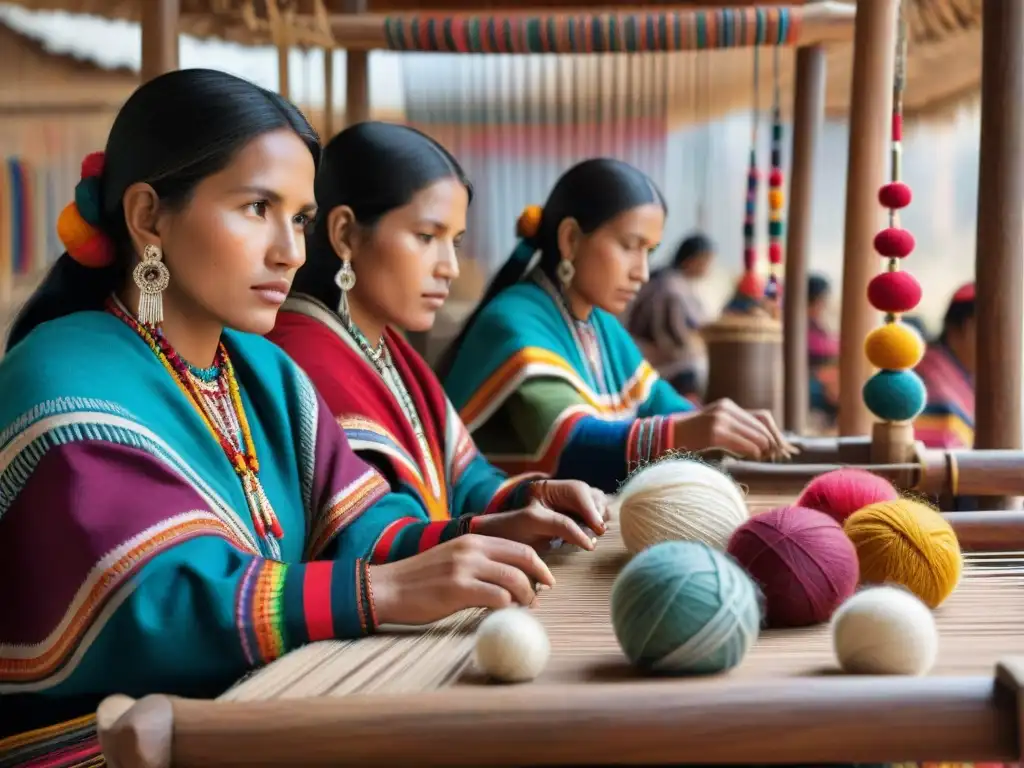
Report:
974,0,1024,508
141,0,179,82
783,44,826,435
836,0,898,437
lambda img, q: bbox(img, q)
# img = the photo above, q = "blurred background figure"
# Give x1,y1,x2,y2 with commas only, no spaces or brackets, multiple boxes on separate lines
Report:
914,282,976,450
807,273,840,429
625,232,716,401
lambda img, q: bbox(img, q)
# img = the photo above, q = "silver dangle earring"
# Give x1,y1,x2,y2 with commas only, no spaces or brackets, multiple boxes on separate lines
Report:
556,258,575,290
335,259,356,319
134,244,170,327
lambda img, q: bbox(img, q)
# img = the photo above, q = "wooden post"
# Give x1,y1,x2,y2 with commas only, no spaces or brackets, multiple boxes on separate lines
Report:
140,0,179,83
782,45,825,436
344,0,370,126
324,48,336,139
277,45,291,99
974,0,1024,509
836,0,898,437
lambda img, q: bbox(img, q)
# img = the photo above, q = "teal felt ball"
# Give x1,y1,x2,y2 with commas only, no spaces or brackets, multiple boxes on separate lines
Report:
862,369,927,422
610,541,761,675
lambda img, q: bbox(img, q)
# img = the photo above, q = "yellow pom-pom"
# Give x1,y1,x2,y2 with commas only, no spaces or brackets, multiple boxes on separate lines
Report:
516,205,543,239
844,498,962,608
864,322,925,370
57,202,96,252
768,189,785,210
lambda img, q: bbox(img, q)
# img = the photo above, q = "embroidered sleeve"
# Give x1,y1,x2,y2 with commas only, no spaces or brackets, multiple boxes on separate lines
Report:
0,441,377,700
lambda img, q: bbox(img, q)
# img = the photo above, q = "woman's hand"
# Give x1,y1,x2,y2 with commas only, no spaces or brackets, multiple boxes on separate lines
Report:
368,535,554,626
528,479,609,534
672,398,796,461
472,502,598,551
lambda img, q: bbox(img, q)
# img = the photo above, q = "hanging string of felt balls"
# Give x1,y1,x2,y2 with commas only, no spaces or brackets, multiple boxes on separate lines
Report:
738,47,763,300
765,46,785,302
862,5,928,424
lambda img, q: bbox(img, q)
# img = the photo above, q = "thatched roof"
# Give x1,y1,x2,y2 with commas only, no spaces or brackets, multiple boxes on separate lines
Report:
0,0,984,122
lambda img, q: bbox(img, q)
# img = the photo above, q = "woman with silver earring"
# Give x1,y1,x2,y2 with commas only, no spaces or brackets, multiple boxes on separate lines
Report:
441,158,795,494
0,72,556,762
270,121,610,561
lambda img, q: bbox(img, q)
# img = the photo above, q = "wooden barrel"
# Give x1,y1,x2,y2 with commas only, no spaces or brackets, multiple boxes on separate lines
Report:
702,313,783,418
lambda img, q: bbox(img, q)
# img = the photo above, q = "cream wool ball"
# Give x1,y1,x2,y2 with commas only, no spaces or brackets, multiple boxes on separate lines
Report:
474,608,551,683
617,458,749,554
831,586,938,675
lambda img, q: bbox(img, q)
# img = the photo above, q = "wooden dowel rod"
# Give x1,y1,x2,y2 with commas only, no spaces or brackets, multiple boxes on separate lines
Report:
97,669,1018,767
324,4,856,53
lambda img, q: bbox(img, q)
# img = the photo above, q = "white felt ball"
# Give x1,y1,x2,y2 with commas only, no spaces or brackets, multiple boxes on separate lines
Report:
617,458,749,554
474,608,550,683
831,586,938,676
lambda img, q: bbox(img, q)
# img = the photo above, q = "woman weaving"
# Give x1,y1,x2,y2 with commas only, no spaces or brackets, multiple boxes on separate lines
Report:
439,159,793,493
267,122,607,555
0,72,556,763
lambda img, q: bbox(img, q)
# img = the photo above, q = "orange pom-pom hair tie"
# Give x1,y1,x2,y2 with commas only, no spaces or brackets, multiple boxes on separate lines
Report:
516,204,543,240
57,151,115,268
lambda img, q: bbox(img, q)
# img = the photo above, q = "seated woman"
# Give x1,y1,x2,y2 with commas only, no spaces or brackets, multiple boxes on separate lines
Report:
914,283,975,450
438,159,791,494
0,72,554,763
624,232,715,401
267,122,606,551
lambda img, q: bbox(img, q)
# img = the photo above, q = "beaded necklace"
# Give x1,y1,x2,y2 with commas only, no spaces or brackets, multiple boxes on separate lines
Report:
107,297,283,543
342,314,442,493
534,270,609,395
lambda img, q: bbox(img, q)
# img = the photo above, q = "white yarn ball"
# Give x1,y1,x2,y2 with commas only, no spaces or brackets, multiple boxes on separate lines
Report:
617,458,749,554
831,586,938,675
474,608,550,683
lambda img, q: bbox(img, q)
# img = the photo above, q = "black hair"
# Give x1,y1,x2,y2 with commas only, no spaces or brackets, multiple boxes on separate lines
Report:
808,274,831,305
437,157,665,377
671,232,715,269
291,121,472,309
940,295,976,344
6,68,320,351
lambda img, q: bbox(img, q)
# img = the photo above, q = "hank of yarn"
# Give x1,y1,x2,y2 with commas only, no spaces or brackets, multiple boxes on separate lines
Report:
844,498,963,608
796,468,899,524
831,586,938,675
474,607,550,683
727,506,859,627
610,541,761,675
617,458,749,554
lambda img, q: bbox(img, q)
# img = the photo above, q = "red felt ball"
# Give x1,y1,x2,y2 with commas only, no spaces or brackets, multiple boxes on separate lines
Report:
796,468,899,524
768,242,783,264
866,271,923,314
727,506,859,628
873,227,915,258
80,151,105,180
769,168,783,187
878,182,912,210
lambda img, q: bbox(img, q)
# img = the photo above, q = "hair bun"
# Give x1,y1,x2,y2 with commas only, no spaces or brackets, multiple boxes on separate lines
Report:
516,204,543,240
57,149,115,268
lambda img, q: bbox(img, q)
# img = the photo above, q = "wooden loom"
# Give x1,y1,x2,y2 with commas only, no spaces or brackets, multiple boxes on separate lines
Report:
97,509,1024,766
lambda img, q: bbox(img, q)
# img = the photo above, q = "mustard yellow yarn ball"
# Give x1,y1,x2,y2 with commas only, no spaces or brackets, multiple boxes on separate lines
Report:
864,322,925,370
843,498,962,608
768,189,785,210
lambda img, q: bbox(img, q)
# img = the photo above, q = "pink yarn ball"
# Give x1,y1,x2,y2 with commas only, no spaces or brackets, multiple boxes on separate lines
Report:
878,181,912,209
727,506,859,628
796,468,900,524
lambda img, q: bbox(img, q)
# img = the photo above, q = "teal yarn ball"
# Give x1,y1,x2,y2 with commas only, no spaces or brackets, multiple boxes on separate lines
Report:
610,541,761,675
862,369,927,422
74,177,103,226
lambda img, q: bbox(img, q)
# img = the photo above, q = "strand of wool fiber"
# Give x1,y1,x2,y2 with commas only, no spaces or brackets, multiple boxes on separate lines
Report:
727,506,859,627
617,458,749,554
610,541,761,675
